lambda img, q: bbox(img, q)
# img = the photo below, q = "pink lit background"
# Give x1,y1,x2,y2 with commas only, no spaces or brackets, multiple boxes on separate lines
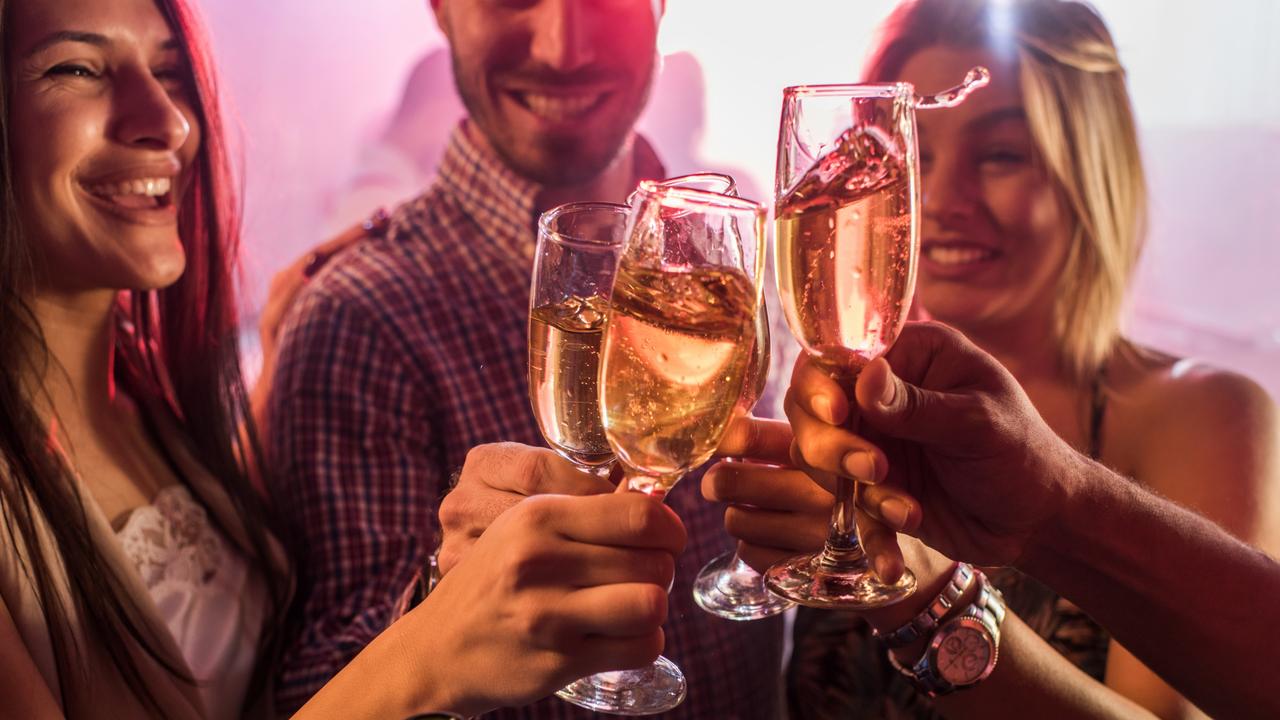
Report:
200,1,1280,398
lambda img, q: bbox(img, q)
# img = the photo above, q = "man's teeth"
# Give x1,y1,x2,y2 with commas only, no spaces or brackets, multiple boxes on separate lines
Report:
925,246,996,265
521,92,602,120
87,178,172,198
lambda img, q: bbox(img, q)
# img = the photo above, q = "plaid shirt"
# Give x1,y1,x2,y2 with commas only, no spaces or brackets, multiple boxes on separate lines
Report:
269,124,784,718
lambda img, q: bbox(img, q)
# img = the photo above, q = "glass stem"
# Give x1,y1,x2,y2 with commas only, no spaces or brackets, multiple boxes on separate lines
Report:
820,462,867,570
622,468,683,500
584,459,616,481
820,368,868,568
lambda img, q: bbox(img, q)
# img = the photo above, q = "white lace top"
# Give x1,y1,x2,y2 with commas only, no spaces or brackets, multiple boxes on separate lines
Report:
116,484,268,720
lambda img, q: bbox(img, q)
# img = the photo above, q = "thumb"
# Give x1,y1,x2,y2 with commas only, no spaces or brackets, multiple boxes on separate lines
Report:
855,357,947,444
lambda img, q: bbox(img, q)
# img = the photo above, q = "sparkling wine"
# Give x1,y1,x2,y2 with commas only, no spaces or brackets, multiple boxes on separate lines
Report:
529,295,613,468
776,127,917,371
736,303,770,415
601,264,757,495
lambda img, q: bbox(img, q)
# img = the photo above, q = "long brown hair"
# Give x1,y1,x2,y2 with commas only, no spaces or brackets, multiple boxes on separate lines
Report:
865,0,1148,382
0,0,290,715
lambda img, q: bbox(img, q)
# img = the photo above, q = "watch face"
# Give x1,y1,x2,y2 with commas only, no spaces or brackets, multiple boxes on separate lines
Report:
934,624,994,685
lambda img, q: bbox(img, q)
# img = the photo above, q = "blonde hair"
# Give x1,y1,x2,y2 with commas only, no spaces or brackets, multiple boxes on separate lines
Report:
866,0,1147,382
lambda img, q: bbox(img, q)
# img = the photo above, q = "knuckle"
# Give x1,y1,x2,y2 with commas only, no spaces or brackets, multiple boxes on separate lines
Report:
640,549,676,587
798,437,837,474
722,506,751,540
513,494,557,530
702,464,733,503
961,395,997,428
509,448,549,497
897,383,922,420
436,544,462,576
632,584,668,627
626,496,666,538
605,631,664,673
506,539,555,590
437,489,483,534
460,445,488,477
514,603,559,647
437,491,463,529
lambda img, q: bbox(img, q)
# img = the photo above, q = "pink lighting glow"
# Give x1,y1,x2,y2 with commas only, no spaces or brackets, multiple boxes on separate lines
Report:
202,0,1280,397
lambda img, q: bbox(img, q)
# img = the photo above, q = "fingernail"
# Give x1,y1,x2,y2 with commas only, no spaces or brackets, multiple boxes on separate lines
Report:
842,451,876,481
811,394,835,424
881,497,912,531
878,374,897,409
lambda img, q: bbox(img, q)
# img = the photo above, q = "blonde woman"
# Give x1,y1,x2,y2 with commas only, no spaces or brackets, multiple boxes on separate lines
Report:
707,0,1278,717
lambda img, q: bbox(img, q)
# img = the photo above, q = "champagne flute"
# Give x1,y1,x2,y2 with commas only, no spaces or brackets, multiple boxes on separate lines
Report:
625,183,800,621
557,180,767,714
528,202,628,478
765,82,922,609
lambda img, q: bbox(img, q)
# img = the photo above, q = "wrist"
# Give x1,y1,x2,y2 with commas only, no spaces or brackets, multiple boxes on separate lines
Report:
886,570,1005,697
407,594,499,717
1019,449,1111,579
883,565,983,664
299,598,470,720
864,549,956,633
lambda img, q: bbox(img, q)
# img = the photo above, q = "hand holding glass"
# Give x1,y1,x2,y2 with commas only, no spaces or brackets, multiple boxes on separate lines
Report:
767,82,922,609
557,180,767,714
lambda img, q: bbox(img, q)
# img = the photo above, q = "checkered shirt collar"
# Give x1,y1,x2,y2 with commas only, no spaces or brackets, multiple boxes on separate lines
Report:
436,121,667,262
436,122,542,260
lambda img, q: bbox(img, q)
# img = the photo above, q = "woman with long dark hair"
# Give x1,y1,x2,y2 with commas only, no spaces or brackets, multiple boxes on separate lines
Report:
0,0,679,717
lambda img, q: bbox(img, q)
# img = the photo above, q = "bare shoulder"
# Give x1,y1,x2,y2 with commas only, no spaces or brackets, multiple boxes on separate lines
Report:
1109,343,1279,541
1115,346,1275,444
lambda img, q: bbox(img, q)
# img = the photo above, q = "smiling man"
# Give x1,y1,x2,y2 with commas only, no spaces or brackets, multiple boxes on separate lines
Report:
266,1,784,717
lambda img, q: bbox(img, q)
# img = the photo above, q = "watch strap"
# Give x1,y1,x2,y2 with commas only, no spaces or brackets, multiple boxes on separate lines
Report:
875,562,975,648
888,569,1007,697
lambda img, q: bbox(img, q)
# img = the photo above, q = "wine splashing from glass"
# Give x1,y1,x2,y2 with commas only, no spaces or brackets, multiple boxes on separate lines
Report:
767,69,988,610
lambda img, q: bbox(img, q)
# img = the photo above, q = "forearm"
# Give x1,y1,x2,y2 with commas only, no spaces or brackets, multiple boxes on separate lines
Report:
869,554,1154,719
928,612,1153,719
289,607,463,720
1022,458,1280,719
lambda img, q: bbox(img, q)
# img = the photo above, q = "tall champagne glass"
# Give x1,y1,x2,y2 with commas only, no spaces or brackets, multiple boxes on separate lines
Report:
557,181,767,714
632,180,799,621
528,202,627,478
766,82,922,609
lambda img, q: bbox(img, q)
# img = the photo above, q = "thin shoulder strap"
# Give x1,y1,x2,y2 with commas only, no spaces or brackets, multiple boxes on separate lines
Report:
1087,365,1108,461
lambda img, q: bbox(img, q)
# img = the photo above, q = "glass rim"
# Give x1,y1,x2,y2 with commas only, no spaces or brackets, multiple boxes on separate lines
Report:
631,180,766,216
537,201,631,249
657,172,737,193
782,81,915,99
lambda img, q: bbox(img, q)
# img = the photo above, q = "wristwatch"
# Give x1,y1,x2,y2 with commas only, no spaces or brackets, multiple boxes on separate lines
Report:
874,562,975,648
888,569,1007,697
402,548,443,611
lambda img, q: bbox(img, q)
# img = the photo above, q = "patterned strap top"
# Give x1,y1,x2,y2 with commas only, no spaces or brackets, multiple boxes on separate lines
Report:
787,371,1112,720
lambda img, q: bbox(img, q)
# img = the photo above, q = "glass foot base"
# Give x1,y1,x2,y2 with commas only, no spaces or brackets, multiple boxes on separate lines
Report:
555,655,686,715
693,551,795,620
764,551,916,609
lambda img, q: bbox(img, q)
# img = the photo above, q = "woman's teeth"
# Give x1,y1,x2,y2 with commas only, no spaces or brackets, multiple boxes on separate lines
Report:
86,177,172,198
924,245,997,265
520,92,603,121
